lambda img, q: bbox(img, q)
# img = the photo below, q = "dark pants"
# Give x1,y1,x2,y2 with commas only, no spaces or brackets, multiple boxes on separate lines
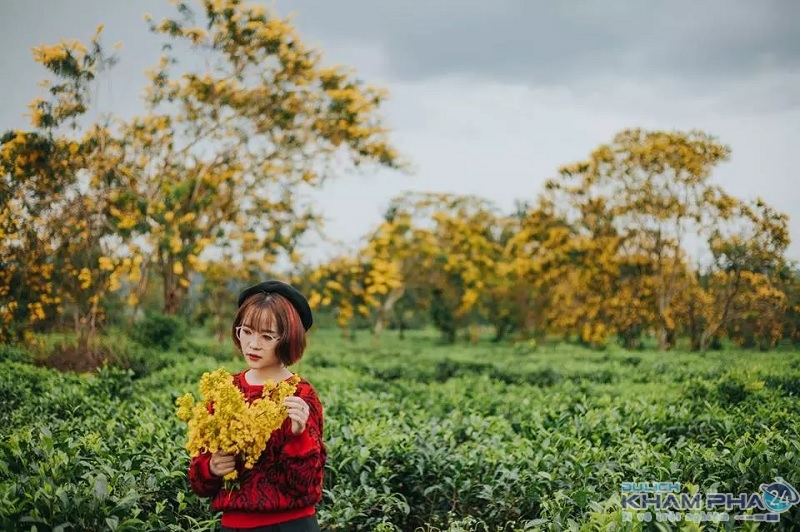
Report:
221,515,321,532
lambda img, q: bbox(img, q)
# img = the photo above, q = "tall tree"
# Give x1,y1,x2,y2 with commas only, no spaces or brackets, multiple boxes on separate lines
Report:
776,263,800,347
370,192,501,343
552,128,731,349
0,27,132,344
109,0,402,315
481,207,531,342
725,271,788,350
508,192,637,348
501,199,573,341
360,203,433,344
306,254,386,339
694,198,790,351
307,192,504,344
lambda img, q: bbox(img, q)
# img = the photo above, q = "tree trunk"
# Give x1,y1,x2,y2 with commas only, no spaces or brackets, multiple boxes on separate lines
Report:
491,317,513,343
699,272,741,352
687,295,701,351
700,319,726,352
163,283,184,315
619,326,641,350
690,326,701,351
657,326,675,350
492,323,507,343
372,286,405,347
128,254,152,329
162,260,186,315
699,329,713,353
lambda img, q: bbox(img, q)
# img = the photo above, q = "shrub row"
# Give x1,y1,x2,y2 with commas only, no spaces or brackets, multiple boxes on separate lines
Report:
2,338,799,530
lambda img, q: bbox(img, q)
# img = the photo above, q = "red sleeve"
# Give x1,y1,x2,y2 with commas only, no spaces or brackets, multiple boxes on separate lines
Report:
189,454,222,498
280,385,326,500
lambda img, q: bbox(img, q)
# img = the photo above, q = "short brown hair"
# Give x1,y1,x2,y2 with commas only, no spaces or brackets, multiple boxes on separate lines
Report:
232,292,307,366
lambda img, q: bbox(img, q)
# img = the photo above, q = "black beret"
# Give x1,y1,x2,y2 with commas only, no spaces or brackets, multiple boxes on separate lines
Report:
237,280,313,331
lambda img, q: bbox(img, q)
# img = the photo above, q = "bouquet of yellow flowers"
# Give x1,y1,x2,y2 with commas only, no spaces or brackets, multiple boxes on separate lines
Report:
175,368,300,485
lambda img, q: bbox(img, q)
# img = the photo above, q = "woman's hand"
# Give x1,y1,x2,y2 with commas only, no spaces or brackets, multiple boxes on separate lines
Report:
209,451,236,477
284,396,310,435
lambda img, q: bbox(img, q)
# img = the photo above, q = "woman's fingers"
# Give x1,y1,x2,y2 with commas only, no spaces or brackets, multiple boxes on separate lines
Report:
284,397,309,416
214,455,235,466
284,397,307,409
284,397,309,434
210,451,237,476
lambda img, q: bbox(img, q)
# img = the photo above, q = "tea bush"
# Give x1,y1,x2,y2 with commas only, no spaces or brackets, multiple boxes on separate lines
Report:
1,330,799,531
131,311,188,351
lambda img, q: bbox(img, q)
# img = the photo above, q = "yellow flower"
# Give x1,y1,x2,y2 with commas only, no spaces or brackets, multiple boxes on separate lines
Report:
175,369,300,485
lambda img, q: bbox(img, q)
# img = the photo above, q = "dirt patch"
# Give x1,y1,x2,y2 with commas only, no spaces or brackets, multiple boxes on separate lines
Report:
35,339,123,374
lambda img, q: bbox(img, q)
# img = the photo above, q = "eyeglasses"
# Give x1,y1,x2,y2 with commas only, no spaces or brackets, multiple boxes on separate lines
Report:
235,326,280,344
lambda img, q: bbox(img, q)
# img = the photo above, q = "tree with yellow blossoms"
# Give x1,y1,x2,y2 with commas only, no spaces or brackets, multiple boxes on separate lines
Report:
194,257,253,343
550,128,733,350
0,27,136,344
304,192,504,345
775,263,800,346
358,198,438,343
505,192,635,348
692,198,790,351
725,271,788,350
305,254,378,339
108,0,403,315
368,192,502,343
474,204,530,342
505,198,582,342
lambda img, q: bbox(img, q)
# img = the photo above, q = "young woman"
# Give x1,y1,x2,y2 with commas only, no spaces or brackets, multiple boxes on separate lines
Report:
188,280,326,532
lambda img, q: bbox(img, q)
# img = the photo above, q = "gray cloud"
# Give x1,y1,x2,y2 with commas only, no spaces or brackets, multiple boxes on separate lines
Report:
272,0,800,88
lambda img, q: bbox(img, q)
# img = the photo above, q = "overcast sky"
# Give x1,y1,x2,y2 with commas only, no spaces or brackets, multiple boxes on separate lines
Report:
1,0,799,262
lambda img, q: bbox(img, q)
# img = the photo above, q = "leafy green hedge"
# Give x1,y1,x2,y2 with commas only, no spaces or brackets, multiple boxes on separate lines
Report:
1,334,799,531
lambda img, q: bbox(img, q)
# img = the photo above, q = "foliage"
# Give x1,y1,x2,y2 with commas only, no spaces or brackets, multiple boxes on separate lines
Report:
299,128,796,352
0,344,32,365
1,0,403,353
1,4,796,366
307,192,504,344
543,129,733,349
110,0,404,315
132,310,189,350
2,330,799,530
0,26,129,344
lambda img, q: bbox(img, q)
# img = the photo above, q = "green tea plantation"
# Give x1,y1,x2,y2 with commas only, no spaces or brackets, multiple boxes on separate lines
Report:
1,329,799,531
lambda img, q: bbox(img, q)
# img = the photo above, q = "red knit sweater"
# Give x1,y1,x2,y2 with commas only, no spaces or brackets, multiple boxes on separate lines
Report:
188,372,326,528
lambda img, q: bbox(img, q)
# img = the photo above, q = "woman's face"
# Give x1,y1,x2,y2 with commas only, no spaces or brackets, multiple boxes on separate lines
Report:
235,315,282,370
